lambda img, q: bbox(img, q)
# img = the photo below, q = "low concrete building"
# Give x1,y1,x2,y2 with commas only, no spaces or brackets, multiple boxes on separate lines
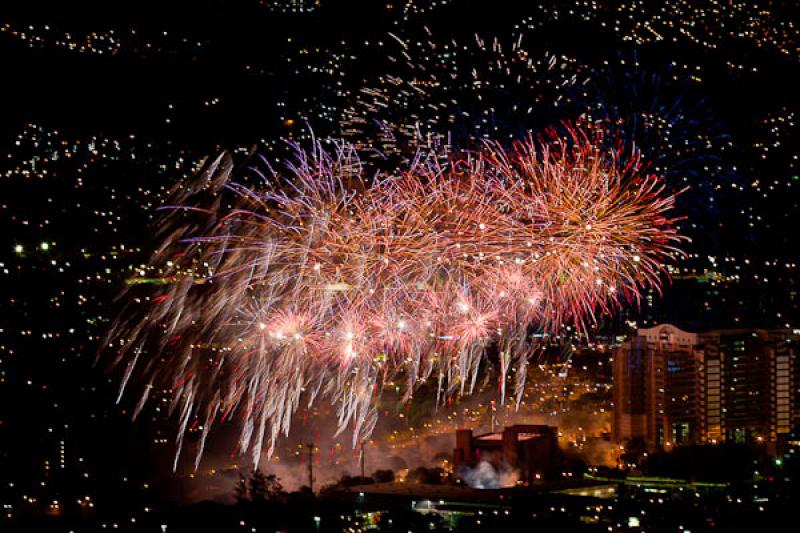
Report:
453,424,560,483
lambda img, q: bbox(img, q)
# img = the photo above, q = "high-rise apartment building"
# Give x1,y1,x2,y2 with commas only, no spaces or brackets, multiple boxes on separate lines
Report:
613,324,797,451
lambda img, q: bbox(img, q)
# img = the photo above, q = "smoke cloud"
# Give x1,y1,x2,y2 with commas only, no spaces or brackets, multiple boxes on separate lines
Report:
457,459,519,489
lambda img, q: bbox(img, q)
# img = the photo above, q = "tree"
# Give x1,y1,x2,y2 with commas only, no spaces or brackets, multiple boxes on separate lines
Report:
234,473,249,503
248,469,285,502
373,469,395,483
249,469,268,502
408,466,446,484
336,473,373,488
264,473,285,500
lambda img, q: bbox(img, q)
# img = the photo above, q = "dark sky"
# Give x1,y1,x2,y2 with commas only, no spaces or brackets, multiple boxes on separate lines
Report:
1,0,799,515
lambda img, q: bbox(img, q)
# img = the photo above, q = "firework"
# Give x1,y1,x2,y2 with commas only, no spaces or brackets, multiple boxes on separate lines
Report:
107,125,683,469
334,32,732,248
569,51,738,245
337,30,588,159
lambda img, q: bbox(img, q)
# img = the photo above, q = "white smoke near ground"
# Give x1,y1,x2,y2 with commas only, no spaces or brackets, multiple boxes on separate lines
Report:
457,459,519,489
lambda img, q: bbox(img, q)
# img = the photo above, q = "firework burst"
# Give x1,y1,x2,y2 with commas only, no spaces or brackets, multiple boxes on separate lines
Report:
338,30,588,158
107,125,684,469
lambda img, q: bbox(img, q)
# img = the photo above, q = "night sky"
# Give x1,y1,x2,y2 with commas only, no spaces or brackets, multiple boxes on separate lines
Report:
1,1,799,531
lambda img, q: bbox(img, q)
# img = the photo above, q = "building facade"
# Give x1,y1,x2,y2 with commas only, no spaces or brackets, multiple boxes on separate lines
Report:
453,425,560,483
613,324,798,451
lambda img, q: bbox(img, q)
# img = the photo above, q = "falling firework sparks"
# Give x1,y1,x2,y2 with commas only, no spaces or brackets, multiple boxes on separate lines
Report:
106,124,684,469
337,30,589,158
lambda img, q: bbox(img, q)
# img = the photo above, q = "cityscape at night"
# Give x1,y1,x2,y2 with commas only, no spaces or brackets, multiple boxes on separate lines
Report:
1,1,799,532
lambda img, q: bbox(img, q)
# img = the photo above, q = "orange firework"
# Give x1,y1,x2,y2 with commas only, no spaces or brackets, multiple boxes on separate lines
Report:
107,124,684,469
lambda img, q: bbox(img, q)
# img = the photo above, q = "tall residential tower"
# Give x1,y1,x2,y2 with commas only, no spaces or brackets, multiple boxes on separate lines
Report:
613,324,797,451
